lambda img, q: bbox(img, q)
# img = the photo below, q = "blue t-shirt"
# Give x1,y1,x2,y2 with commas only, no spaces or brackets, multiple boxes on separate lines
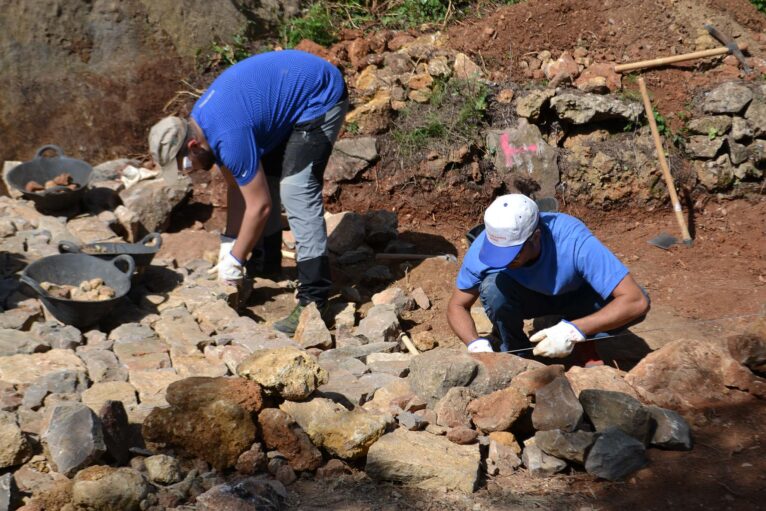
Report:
191,50,346,185
456,213,628,299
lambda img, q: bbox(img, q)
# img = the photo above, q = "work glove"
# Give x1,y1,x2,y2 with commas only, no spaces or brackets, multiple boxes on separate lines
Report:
529,320,585,358
218,251,244,284
467,338,494,353
218,235,236,265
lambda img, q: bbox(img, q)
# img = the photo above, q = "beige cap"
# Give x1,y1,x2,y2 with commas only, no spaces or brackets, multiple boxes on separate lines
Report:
148,116,189,177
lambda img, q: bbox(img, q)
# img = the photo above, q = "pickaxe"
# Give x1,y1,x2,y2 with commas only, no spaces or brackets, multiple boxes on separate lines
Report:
615,27,750,73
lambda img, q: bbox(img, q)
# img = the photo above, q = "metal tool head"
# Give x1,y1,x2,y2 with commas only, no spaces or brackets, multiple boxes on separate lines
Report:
437,254,458,263
704,23,751,73
647,232,679,250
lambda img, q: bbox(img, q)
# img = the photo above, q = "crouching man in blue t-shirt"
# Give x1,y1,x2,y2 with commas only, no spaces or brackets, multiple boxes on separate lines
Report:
447,194,650,365
180,50,348,335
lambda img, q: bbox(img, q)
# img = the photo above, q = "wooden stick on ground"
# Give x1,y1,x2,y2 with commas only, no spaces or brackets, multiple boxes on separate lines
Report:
615,43,747,73
399,334,420,355
637,77,693,245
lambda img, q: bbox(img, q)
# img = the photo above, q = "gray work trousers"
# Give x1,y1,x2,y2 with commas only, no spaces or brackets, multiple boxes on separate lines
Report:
255,95,349,305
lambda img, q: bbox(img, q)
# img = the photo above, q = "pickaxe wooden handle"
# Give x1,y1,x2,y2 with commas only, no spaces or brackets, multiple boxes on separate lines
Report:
615,43,748,73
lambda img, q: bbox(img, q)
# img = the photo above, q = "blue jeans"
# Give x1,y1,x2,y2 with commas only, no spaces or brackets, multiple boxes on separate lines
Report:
479,272,620,352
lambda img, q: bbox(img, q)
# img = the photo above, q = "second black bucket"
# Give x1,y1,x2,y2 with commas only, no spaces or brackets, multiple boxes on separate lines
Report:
20,253,135,329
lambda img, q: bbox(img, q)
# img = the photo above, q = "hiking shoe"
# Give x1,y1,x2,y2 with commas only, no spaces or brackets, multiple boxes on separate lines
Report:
273,303,305,335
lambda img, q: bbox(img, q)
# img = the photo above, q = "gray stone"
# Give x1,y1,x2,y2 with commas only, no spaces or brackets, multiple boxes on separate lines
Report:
99,400,132,466
71,466,150,511
366,352,411,377
326,211,366,254
584,427,648,481
325,137,379,183
532,376,584,432
318,355,368,377
108,323,156,344
355,304,401,344
294,302,333,350
318,342,398,366
119,176,191,232
23,369,89,409
371,287,413,316
0,328,48,356
434,387,475,428
694,154,736,191
686,135,725,159
410,287,431,310
703,82,753,114
363,210,398,248
750,140,766,166
486,439,522,476
0,382,22,412
486,120,559,196
516,89,556,121
196,478,287,511
317,369,377,407
81,381,138,413
409,349,478,407
580,389,653,443
366,428,481,493
731,116,753,141
0,302,40,330
77,349,128,383
0,473,19,511
336,244,374,265
728,138,750,165
646,405,693,450
550,92,643,124
361,265,393,285
31,321,82,350
521,444,567,477
686,115,732,136
0,411,31,469
397,410,427,431
145,454,182,485
535,429,596,464
745,99,766,136
42,403,106,477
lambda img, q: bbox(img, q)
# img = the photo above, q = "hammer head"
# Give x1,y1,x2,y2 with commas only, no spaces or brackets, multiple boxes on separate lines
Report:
704,24,751,73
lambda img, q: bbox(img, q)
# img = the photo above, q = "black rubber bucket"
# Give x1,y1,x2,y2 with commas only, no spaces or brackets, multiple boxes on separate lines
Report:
58,233,162,270
6,145,93,211
466,224,486,245
20,254,135,329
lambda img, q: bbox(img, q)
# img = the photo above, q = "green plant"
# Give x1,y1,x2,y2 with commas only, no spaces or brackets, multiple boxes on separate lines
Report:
653,108,671,138
392,116,447,152
749,0,765,12
281,3,337,47
707,126,719,140
345,121,360,135
205,34,251,69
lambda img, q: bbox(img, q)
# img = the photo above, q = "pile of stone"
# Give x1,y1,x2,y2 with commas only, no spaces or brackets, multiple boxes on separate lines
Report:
40,279,115,301
684,81,766,191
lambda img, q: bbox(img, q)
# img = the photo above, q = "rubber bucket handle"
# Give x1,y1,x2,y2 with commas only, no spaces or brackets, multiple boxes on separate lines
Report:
34,145,65,159
112,254,136,275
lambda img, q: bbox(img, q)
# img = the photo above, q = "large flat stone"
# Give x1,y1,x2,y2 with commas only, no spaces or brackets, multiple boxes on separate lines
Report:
366,428,480,493
0,350,86,385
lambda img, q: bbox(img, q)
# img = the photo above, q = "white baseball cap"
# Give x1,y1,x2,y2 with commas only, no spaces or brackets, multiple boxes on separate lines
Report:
148,116,189,177
478,194,539,268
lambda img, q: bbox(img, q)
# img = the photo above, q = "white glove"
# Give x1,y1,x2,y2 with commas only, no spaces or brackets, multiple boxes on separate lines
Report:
218,251,244,283
218,235,236,264
467,338,494,353
530,320,585,358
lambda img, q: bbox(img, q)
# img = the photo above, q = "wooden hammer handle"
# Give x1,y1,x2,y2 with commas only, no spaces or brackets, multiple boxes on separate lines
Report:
615,43,748,73
637,78,692,244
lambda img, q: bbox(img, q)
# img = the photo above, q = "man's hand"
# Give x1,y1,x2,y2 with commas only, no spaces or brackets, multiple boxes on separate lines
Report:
218,251,244,284
529,320,585,358
467,338,494,353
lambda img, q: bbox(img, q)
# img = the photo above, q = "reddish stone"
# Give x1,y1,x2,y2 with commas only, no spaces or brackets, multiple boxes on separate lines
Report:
165,376,264,413
510,365,565,397
447,426,479,445
348,38,371,70
257,409,323,472
467,387,530,433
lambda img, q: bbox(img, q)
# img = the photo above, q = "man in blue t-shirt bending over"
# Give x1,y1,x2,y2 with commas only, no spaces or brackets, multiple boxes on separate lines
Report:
447,194,650,365
183,50,348,334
